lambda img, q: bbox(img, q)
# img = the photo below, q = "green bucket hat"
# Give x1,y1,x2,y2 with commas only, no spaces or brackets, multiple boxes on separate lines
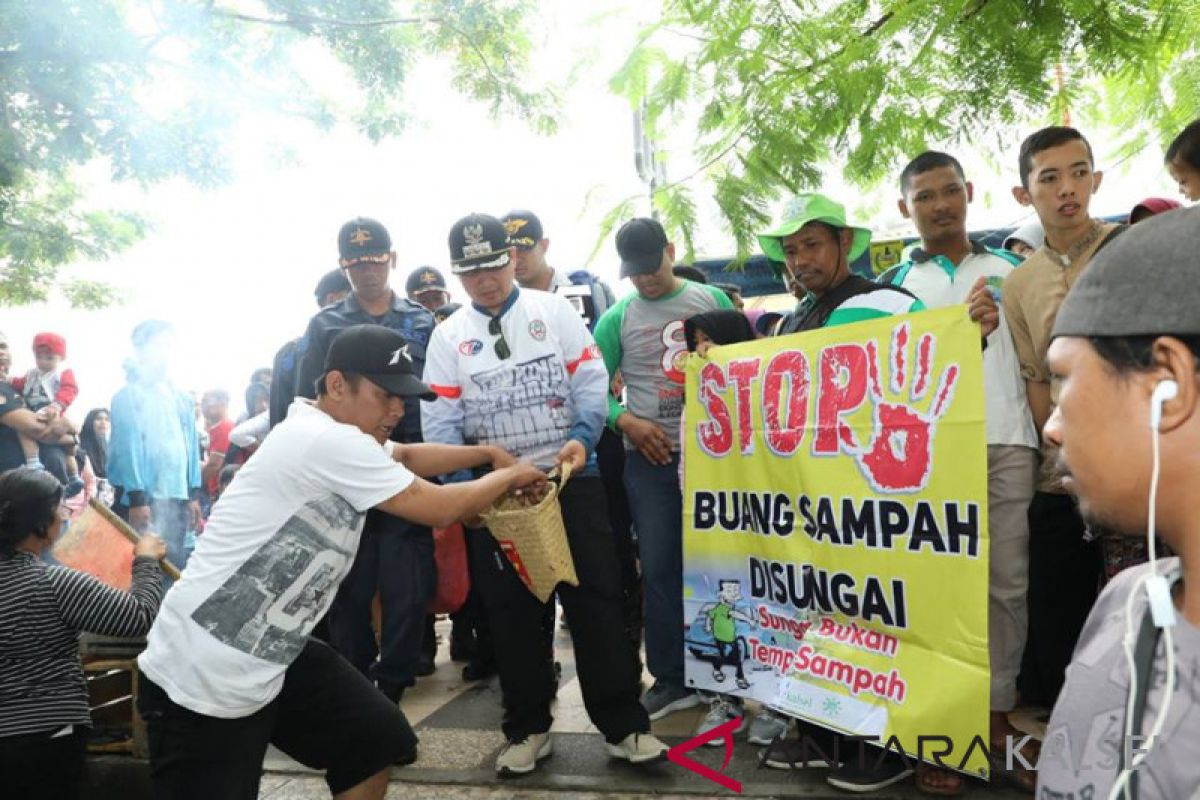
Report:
757,193,872,269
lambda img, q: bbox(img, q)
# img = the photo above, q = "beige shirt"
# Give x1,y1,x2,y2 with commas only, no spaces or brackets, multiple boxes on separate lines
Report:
1002,222,1118,491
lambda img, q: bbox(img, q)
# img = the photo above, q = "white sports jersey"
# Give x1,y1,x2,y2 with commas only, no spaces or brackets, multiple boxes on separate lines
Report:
421,288,608,469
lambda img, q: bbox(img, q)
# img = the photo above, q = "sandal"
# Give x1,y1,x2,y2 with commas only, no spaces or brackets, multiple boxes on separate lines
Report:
915,763,964,797
989,736,1039,794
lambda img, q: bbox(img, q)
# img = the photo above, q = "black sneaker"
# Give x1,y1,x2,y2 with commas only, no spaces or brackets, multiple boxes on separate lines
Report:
462,660,496,682
762,722,842,770
449,630,476,663
415,654,436,677
826,752,914,793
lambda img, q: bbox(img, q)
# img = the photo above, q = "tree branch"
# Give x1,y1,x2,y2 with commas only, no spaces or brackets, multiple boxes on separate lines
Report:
653,132,748,196
206,7,508,96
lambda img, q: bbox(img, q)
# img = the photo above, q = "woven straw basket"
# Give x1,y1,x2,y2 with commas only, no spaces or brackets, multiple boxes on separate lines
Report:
480,464,579,603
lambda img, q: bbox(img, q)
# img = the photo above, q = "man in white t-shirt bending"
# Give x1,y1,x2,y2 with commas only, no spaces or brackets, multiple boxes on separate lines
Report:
137,324,546,800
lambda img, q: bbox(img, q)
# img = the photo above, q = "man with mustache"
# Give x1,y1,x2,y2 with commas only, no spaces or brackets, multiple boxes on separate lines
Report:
764,193,924,338
755,194,926,793
1002,127,1123,710
1036,205,1200,799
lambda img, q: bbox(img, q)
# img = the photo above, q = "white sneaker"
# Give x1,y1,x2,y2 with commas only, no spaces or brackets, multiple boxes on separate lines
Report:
695,696,747,746
495,733,552,777
747,707,793,745
606,732,670,764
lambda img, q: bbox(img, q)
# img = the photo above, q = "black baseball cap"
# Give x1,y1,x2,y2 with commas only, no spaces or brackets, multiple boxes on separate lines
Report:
406,266,448,296
323,325,436,400
448,213,511,274
501,210,544,249
338,217,392,268
616,217,669,278
314,269,351,304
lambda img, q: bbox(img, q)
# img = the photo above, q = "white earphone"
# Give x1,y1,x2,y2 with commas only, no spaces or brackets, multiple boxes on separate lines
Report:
1149,379,1178,430
1109,377,1181,799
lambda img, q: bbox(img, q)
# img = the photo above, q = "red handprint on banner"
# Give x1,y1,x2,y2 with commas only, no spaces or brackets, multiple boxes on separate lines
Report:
850,322,959,492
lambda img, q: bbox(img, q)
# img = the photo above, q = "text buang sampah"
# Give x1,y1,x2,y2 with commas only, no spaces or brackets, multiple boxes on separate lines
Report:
692,491,980,556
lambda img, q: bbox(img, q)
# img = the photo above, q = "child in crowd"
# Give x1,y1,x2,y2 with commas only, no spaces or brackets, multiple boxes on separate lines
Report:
9,333,84,496
1165,118,1200,202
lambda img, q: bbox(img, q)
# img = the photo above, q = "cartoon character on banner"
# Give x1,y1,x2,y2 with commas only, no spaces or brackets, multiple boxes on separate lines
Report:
698,579,757,689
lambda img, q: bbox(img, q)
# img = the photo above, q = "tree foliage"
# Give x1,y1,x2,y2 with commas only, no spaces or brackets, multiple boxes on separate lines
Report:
613,0,1200,264
0,0,553,307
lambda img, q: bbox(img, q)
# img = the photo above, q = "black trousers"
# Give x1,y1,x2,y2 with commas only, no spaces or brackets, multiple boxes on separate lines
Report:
716,640,745,681
1018,491,1104,707
595,427,643,651
326,510,434,692
139,639,415,799
0,726,88,800
466,475,648,743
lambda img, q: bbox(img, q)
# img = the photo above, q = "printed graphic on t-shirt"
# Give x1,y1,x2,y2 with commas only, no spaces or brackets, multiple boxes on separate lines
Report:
658,387,684,421
190,496,360,664
660,320,688,384
463,353,571,457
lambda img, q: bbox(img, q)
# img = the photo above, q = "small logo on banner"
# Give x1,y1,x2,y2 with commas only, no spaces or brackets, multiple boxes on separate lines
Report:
528,320,547,341
459,339,484,356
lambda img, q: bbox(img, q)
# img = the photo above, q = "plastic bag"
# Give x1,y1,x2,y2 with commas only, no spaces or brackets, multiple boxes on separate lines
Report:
428,523,469,614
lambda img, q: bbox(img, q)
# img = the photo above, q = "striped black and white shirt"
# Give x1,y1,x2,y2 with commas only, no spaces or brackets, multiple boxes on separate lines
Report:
0,552,162,738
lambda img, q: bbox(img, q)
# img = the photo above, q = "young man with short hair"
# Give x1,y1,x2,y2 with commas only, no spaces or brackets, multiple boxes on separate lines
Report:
594,217,734,721
1003,127,1119,709
137,324,546,800
422,213,667,776
1037,205,1200,798
882,151,1037,794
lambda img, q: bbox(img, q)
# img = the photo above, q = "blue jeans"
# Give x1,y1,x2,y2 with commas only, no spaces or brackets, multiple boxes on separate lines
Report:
623,450,685,688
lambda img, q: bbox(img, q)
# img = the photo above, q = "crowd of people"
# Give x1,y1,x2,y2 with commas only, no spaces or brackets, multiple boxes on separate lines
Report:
1,118,1199,800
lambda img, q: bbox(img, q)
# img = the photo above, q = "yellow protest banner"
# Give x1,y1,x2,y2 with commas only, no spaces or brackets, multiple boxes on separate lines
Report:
682,306,990,777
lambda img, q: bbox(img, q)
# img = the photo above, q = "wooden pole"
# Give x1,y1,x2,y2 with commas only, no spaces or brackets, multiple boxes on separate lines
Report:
88,499,183,581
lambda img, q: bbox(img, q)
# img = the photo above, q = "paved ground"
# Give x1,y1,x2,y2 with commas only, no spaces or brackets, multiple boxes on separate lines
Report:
255,617,1040,799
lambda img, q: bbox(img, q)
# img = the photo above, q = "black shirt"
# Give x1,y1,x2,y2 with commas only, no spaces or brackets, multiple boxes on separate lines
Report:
0,382,67,482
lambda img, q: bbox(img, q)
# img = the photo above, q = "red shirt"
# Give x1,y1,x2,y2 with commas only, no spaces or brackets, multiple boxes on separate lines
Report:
206,419,234,496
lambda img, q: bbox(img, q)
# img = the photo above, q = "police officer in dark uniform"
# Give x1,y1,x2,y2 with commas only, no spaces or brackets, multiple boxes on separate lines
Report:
293,217,437,703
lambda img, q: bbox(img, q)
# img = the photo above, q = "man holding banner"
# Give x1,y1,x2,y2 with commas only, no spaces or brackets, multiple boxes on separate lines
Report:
677,193,996,794
762,193,925,337
884,151,1039,795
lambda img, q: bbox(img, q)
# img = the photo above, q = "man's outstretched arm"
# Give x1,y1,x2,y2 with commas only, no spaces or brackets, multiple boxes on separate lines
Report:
374,463,546,529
